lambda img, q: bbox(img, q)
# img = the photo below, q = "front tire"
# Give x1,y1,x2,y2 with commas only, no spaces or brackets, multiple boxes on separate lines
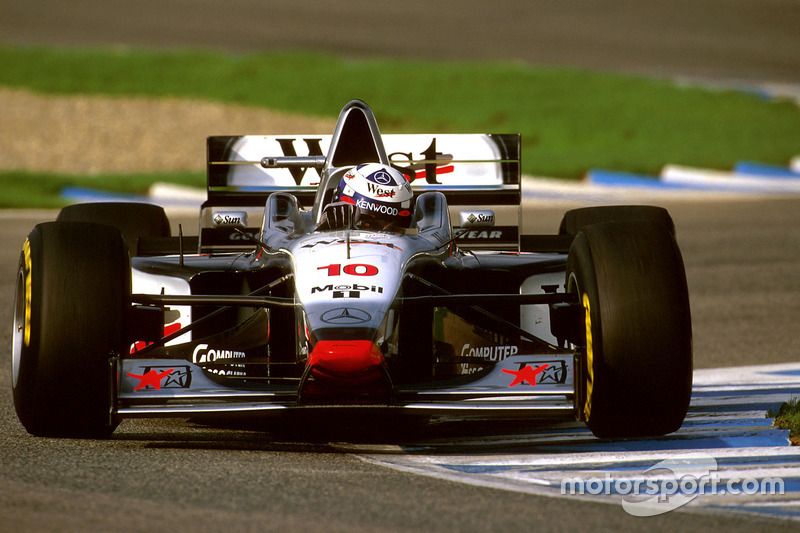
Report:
56,202,171,257
559,205,675,237
12,222,131,437
567,220,692,438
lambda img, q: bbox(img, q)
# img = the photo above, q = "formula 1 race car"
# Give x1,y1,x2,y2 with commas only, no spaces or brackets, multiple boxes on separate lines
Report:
12,100,692,439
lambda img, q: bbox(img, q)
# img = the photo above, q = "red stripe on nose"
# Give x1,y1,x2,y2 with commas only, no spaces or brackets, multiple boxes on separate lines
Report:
308,340,385,384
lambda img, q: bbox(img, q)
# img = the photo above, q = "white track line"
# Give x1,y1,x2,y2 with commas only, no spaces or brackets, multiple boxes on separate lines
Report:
358,363,800,521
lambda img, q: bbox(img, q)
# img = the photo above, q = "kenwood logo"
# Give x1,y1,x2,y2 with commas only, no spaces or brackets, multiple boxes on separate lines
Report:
356,199,399,216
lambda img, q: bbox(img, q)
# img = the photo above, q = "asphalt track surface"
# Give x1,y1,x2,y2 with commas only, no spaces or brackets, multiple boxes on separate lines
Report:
2,1,800,531
1,199,799,532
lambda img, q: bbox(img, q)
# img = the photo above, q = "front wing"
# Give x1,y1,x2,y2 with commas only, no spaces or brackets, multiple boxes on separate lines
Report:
117,353,576,420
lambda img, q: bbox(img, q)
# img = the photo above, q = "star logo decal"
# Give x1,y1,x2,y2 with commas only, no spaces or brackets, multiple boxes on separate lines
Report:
126,368,175,391
501,363,550,387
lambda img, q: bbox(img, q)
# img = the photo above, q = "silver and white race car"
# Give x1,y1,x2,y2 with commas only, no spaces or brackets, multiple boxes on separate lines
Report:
12,100,692,439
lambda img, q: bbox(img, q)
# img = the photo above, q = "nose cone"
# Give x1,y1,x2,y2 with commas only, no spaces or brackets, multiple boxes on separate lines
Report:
301,340,392,403
308,340,385,383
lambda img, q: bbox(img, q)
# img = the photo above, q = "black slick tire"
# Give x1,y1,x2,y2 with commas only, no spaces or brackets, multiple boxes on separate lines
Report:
559,205,675,237
567,220,692,438
57,202,171,257
12,222,131,438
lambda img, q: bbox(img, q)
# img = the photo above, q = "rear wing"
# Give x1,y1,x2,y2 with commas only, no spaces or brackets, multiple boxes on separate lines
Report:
202,133,520,251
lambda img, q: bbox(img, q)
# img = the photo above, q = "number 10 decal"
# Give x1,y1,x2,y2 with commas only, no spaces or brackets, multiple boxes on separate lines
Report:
318,263,379,276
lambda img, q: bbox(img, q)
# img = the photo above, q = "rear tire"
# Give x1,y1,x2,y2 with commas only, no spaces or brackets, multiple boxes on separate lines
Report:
57,202,171,257
12,222,131,437
567,220,692,438
559,205,675,237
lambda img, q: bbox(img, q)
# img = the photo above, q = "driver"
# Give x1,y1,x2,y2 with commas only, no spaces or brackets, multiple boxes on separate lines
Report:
331,163,414,230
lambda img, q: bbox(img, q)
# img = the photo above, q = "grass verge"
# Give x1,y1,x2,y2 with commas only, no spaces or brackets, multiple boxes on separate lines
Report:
0,170,203,208
769,398,800,445
2,46,799,179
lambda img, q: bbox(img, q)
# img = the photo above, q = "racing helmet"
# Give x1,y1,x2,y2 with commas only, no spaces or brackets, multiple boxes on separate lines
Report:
332,163,414,229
